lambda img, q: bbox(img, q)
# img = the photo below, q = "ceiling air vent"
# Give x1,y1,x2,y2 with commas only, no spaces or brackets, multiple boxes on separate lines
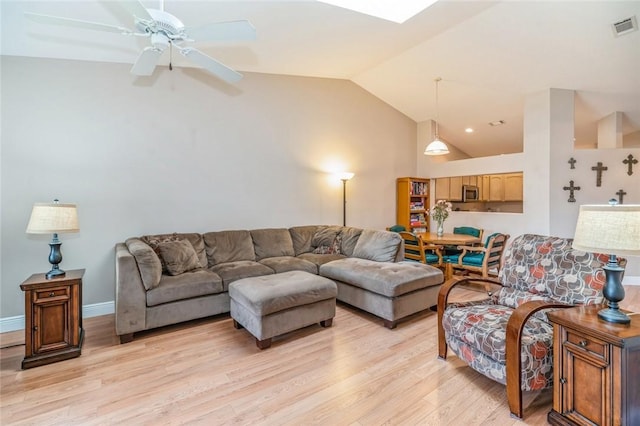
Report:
612,16,638,37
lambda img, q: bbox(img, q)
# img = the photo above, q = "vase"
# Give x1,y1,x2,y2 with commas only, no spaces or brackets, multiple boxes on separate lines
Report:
437,222,444,237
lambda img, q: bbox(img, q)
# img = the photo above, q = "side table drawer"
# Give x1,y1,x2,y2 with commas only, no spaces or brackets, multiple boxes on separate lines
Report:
34,286,70,303
566,331,606,360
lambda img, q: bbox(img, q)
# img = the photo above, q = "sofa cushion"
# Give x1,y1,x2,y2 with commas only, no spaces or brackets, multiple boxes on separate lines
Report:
157,239,201,276
142,233,207,272
204,230,256,267
320,258,442,297
210,260,274,291
250,228,295,260
351,229,401,263
289,225,321,255
339,227,362,257
259,256,318,274
126,238,162,290
298,252,346,267
146,269,223,307
229,271,337,316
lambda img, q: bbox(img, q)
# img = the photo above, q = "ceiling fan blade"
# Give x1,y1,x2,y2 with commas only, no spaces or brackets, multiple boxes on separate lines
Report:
117,0,154,21
130,47,163,76
185,20,256,42
25,12,133,34
179,48,243,83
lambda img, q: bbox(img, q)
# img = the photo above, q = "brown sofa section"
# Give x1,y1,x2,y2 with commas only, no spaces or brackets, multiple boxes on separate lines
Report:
115,225,443,343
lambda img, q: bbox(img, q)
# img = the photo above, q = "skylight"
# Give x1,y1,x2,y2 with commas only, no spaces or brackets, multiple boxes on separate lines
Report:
317,0,438,24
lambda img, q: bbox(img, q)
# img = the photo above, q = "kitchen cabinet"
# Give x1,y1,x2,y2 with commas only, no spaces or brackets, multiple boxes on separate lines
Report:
435,178,450,201
487,173,523,202
449,176,463,201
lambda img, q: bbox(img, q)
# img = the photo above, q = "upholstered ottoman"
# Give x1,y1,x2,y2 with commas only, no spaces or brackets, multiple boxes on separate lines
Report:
229,271,338,349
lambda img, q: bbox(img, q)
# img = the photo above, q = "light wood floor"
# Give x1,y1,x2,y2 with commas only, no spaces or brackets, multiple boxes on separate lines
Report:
2,285,639,425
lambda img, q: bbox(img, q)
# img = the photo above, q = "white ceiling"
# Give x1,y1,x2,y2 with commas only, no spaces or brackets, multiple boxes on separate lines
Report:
2,1,640,158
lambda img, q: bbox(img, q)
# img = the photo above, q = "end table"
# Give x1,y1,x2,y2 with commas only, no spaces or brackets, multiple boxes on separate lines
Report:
547,305,640,426
20,269,84,369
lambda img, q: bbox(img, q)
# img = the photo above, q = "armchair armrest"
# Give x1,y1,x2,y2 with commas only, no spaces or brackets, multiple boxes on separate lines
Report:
505,300,573,418
437,276,503,359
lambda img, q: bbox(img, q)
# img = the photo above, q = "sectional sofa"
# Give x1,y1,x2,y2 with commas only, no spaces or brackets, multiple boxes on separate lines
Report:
115,225,444,343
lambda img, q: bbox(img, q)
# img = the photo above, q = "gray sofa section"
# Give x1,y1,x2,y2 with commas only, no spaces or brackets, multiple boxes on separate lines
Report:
115,225,443,343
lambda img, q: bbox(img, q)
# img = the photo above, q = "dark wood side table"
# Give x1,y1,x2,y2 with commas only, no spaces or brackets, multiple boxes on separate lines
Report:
20,269,85,369
547,305,640,426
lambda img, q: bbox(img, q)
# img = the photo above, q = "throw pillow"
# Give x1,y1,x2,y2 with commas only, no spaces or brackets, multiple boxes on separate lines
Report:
143,233,181,272
313,234,342,255
157,239,201,276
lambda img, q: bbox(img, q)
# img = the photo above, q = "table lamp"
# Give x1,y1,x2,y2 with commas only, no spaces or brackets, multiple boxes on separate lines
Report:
572,202,640,324
26,199,79,279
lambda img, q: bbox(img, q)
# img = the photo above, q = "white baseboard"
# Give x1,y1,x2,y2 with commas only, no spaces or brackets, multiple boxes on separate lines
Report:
0,301,115,333
624,275,640,286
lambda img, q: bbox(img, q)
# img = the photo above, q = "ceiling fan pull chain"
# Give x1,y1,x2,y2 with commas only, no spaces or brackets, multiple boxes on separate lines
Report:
169,42,173,70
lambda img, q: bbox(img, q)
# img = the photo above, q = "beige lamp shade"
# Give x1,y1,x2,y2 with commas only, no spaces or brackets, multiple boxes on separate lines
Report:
572,204,640,257
26,202,79,234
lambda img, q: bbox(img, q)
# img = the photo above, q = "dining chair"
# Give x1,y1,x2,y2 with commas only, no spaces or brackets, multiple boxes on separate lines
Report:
444,232,509,278
398,231,443,266
443,226,484,255
437,234,617,419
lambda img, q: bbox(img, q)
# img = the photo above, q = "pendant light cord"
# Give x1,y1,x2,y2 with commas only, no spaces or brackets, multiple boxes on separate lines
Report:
434,77,441,139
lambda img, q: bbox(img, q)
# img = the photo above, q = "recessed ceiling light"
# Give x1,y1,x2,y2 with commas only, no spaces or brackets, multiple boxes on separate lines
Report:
465,128,474,133
488,120,505,127
317,0,438,24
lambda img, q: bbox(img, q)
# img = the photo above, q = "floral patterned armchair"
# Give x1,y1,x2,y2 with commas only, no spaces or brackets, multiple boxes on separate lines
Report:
437,234,617,419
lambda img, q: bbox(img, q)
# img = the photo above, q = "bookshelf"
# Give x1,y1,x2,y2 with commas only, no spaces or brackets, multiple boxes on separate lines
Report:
396,177,430,233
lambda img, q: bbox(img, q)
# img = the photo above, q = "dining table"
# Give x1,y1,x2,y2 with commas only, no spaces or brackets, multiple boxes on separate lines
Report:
415,232,482,280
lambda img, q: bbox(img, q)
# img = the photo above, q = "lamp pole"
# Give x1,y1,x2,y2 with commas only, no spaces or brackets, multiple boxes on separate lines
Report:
338,172,354,226
341,178,348,226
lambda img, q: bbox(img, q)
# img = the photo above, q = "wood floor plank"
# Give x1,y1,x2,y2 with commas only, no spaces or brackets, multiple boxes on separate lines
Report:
1,285,638,425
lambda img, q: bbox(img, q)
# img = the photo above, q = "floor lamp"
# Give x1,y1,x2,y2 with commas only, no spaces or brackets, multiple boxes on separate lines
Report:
339,172,354,226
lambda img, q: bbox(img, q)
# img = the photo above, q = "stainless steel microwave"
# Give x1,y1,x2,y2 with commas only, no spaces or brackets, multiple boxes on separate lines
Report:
462,185,479,202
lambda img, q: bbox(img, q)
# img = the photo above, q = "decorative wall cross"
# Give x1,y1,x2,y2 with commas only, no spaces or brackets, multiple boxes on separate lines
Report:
563,180,580,202
568,157,576,169
616,189,627,204
591,162,607,187
623,154,637,176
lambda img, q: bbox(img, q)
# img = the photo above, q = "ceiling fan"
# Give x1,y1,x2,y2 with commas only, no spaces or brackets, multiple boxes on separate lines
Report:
24,0,256,83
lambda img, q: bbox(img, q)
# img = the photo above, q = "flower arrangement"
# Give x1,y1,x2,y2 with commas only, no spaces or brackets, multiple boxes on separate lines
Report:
430,200,452,235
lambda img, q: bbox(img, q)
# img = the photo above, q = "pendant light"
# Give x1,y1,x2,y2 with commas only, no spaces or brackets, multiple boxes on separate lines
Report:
424,77,450,155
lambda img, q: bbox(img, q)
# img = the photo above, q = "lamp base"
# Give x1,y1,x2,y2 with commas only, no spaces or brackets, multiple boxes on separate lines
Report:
46,267,66,280
598,307,631,325
598,262,630,325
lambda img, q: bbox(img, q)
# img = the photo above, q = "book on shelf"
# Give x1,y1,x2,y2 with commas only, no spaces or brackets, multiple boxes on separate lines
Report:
412,226,427,233
410,181,428,196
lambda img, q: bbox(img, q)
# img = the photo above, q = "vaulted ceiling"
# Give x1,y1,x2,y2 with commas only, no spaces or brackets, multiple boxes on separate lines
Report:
2,1,639,158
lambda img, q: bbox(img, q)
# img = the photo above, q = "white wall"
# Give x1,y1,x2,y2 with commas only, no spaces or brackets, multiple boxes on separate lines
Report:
1,56,417,319
418,88,640,277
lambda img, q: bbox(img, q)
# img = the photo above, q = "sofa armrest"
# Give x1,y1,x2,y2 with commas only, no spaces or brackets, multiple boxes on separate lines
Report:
115,242,147,339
